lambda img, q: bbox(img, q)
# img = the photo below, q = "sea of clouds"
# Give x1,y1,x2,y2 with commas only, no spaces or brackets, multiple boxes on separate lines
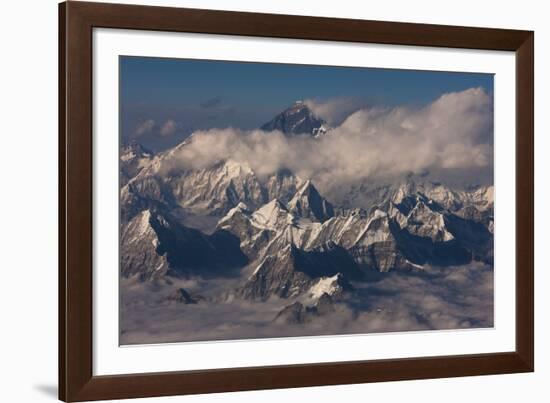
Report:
120,262,493,345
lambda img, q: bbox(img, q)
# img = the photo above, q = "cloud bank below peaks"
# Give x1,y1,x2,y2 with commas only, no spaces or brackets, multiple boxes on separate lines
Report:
162,87,493,193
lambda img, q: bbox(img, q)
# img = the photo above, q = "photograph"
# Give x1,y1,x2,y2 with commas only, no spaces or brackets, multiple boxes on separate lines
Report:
119,56,495,345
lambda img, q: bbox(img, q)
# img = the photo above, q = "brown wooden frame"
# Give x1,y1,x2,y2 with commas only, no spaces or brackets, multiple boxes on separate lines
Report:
59,1,534,401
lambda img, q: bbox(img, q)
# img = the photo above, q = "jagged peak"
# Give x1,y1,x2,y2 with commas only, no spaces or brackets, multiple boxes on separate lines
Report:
287,179,334,223
352,209,392,247
259,198,288,212
121,141,153,164
122,208,161,247
260,101,325,136
406,200,454,242
288,100,307,111
217,202,251,226
307,273,342,300
469,184,494,202
391,180,418,203
251,199,294,229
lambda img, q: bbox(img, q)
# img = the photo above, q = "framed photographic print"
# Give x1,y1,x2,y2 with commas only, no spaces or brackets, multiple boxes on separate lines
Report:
59,1,534,401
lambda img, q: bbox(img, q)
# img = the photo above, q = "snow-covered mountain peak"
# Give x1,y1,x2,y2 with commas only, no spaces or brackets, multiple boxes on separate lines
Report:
466,185,494,210
121,141,153,161
288,100,307,112
260,102,326,136
306,273,347,302
407,200,454,242
391,181,418,204
218,202,251,226
120,142,154,185
223,159,253,178
251,199,294,229
257,198,287,213
352,209,392,247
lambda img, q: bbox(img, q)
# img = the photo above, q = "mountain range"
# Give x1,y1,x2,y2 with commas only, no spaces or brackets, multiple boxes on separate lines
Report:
120,101,494,328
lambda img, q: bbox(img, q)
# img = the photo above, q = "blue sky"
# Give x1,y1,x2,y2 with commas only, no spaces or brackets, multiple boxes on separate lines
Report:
120,56,493,151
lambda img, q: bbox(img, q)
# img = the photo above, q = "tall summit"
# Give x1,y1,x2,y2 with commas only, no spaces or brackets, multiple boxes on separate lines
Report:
260,101,328,136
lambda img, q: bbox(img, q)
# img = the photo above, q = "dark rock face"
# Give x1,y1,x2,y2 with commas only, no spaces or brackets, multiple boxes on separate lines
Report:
455,205,494,233
443,213,493,264
293,243,362,280
260,101,325,136
152,215,248,279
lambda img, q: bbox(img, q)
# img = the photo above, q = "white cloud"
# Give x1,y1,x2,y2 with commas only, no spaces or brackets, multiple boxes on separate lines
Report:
135,119,155,136
303,97,364,125
159,87,493,195
160,119,177,136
